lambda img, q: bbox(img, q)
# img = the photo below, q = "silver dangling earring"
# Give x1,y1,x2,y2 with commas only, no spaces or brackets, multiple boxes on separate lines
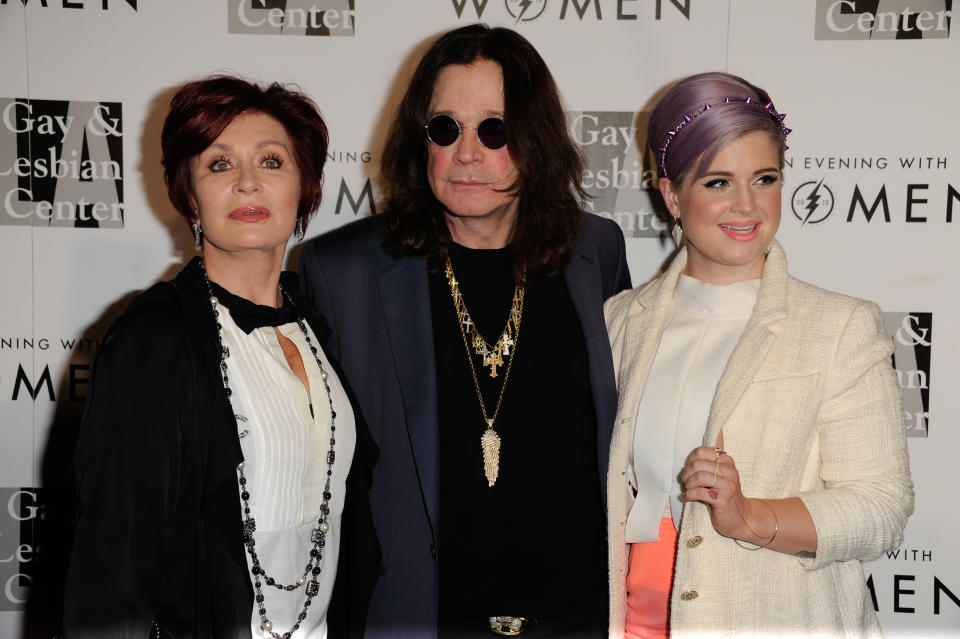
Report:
671,218,683,248
192,223,203,252
294,217,304,241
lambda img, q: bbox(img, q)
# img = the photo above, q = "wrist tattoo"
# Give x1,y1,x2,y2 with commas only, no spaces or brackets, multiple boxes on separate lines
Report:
795,550,817,559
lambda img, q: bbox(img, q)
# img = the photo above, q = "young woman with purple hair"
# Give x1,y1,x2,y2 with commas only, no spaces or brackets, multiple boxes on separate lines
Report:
604,72,913,638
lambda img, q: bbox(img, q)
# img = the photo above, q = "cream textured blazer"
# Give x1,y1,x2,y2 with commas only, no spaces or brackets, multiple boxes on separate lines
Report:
605,241,913,638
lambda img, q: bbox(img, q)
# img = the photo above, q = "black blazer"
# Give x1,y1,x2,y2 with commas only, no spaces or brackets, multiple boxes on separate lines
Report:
62,258,353,639
299,213,631,639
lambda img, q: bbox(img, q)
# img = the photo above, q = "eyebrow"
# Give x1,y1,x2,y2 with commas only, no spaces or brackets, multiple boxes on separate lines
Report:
702,167,780,177
430,109,504,119
206,139,291,152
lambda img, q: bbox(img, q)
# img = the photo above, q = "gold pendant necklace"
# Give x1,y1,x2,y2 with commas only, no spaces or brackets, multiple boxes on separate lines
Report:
445,257,525,487
447,259,523,378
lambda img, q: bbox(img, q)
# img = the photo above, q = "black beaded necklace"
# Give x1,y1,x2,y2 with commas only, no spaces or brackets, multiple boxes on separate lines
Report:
201,263,337,639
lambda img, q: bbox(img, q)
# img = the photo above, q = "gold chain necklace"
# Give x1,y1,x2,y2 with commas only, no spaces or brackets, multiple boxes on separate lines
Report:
446,258,523,378
444,257,525,487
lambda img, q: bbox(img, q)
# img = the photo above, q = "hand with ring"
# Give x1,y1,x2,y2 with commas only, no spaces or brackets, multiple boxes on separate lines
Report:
678,431,753,539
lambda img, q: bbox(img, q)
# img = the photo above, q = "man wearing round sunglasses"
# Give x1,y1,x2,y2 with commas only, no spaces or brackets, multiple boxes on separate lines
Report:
300,23,630,639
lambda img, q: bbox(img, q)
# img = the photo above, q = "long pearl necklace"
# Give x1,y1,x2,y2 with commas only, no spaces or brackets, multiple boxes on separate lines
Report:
202,263,337,639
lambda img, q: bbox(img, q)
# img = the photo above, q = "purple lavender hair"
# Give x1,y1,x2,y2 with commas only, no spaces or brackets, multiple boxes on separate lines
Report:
647,72,788,184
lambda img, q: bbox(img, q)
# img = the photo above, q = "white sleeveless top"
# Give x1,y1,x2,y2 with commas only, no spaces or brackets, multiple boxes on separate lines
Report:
625,274,759,542
216,301,355,639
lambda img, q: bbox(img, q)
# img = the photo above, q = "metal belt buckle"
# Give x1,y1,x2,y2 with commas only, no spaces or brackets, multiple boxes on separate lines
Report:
488,615,535,636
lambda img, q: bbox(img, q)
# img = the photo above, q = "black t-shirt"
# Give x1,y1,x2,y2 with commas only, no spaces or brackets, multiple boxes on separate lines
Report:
430,243,608,637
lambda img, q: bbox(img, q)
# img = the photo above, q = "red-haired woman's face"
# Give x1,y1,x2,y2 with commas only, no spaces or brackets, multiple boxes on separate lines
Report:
190,111,300,260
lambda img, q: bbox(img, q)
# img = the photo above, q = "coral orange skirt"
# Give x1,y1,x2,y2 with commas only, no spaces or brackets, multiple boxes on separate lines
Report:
624,516,678,639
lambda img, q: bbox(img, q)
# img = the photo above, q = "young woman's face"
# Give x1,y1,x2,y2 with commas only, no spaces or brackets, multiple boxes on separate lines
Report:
660,131,782,285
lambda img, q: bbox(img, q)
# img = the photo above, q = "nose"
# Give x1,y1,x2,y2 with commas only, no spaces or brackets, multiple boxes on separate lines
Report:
234,162,261,194
732,183,757,215
453,125,483,165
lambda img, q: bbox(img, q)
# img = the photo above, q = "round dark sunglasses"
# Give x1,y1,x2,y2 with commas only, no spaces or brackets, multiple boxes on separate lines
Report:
424,114,507,150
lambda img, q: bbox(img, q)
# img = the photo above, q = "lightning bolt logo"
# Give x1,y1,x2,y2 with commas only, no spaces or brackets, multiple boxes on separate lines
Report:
802,178,824,226
515,0,533,23
791,179,834,226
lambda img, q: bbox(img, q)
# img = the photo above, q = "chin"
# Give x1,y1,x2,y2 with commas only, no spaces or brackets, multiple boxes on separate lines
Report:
226,235,288,253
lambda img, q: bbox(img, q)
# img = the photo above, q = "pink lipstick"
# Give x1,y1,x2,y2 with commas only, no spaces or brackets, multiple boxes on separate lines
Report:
719,221,760,241
228,205,270,222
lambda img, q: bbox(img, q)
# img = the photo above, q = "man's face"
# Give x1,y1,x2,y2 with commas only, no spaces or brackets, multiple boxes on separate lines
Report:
426,58,520,237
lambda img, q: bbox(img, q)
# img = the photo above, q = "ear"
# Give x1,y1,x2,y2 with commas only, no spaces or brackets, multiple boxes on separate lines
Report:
658,177,681,221
187,195,199,224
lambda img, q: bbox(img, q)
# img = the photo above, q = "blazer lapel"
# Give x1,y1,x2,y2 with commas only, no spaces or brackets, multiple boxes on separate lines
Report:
702,241,789,445
606,252,685,536
376,253,440,534
616,251,687,421
563,240,618,499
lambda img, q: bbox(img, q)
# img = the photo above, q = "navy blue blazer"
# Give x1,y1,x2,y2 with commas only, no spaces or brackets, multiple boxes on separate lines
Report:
299,213,631,639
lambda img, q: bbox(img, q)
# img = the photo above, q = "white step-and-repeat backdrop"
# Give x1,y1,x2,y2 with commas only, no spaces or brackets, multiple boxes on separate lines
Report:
1,1,957,637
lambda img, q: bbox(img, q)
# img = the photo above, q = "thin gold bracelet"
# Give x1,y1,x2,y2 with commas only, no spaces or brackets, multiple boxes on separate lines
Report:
733,498,779,551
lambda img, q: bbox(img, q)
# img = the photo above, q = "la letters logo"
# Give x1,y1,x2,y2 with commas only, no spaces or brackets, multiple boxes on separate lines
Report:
0,98,123,228
569,111,666,239
885,312,932,437
228,0,356,36
815,0,952,40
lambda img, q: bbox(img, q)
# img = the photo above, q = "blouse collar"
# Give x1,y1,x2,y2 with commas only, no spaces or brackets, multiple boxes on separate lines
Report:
208,281,298,335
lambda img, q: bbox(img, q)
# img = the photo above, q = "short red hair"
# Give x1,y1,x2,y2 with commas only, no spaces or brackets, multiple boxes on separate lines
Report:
161,75,329,231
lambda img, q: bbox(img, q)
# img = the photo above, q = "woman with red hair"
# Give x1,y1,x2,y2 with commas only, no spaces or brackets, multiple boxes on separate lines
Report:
63,75,355,639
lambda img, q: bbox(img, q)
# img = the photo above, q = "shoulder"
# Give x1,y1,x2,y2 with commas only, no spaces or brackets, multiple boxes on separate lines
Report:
297,216,408,316
299,216,396,282
573,212,631,293
110,282,186,341
605,271,654,308
766,243,880,327
785,276,881,323
577,212,626,247
302,215,388,261
781,275,889,356
96,278,193,372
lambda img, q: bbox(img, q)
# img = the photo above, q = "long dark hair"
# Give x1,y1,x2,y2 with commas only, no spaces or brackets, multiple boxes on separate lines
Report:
380,24,586,280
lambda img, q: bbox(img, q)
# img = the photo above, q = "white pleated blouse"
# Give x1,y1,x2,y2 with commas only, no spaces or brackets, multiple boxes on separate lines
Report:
216,301,355,639
625,274,759,542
